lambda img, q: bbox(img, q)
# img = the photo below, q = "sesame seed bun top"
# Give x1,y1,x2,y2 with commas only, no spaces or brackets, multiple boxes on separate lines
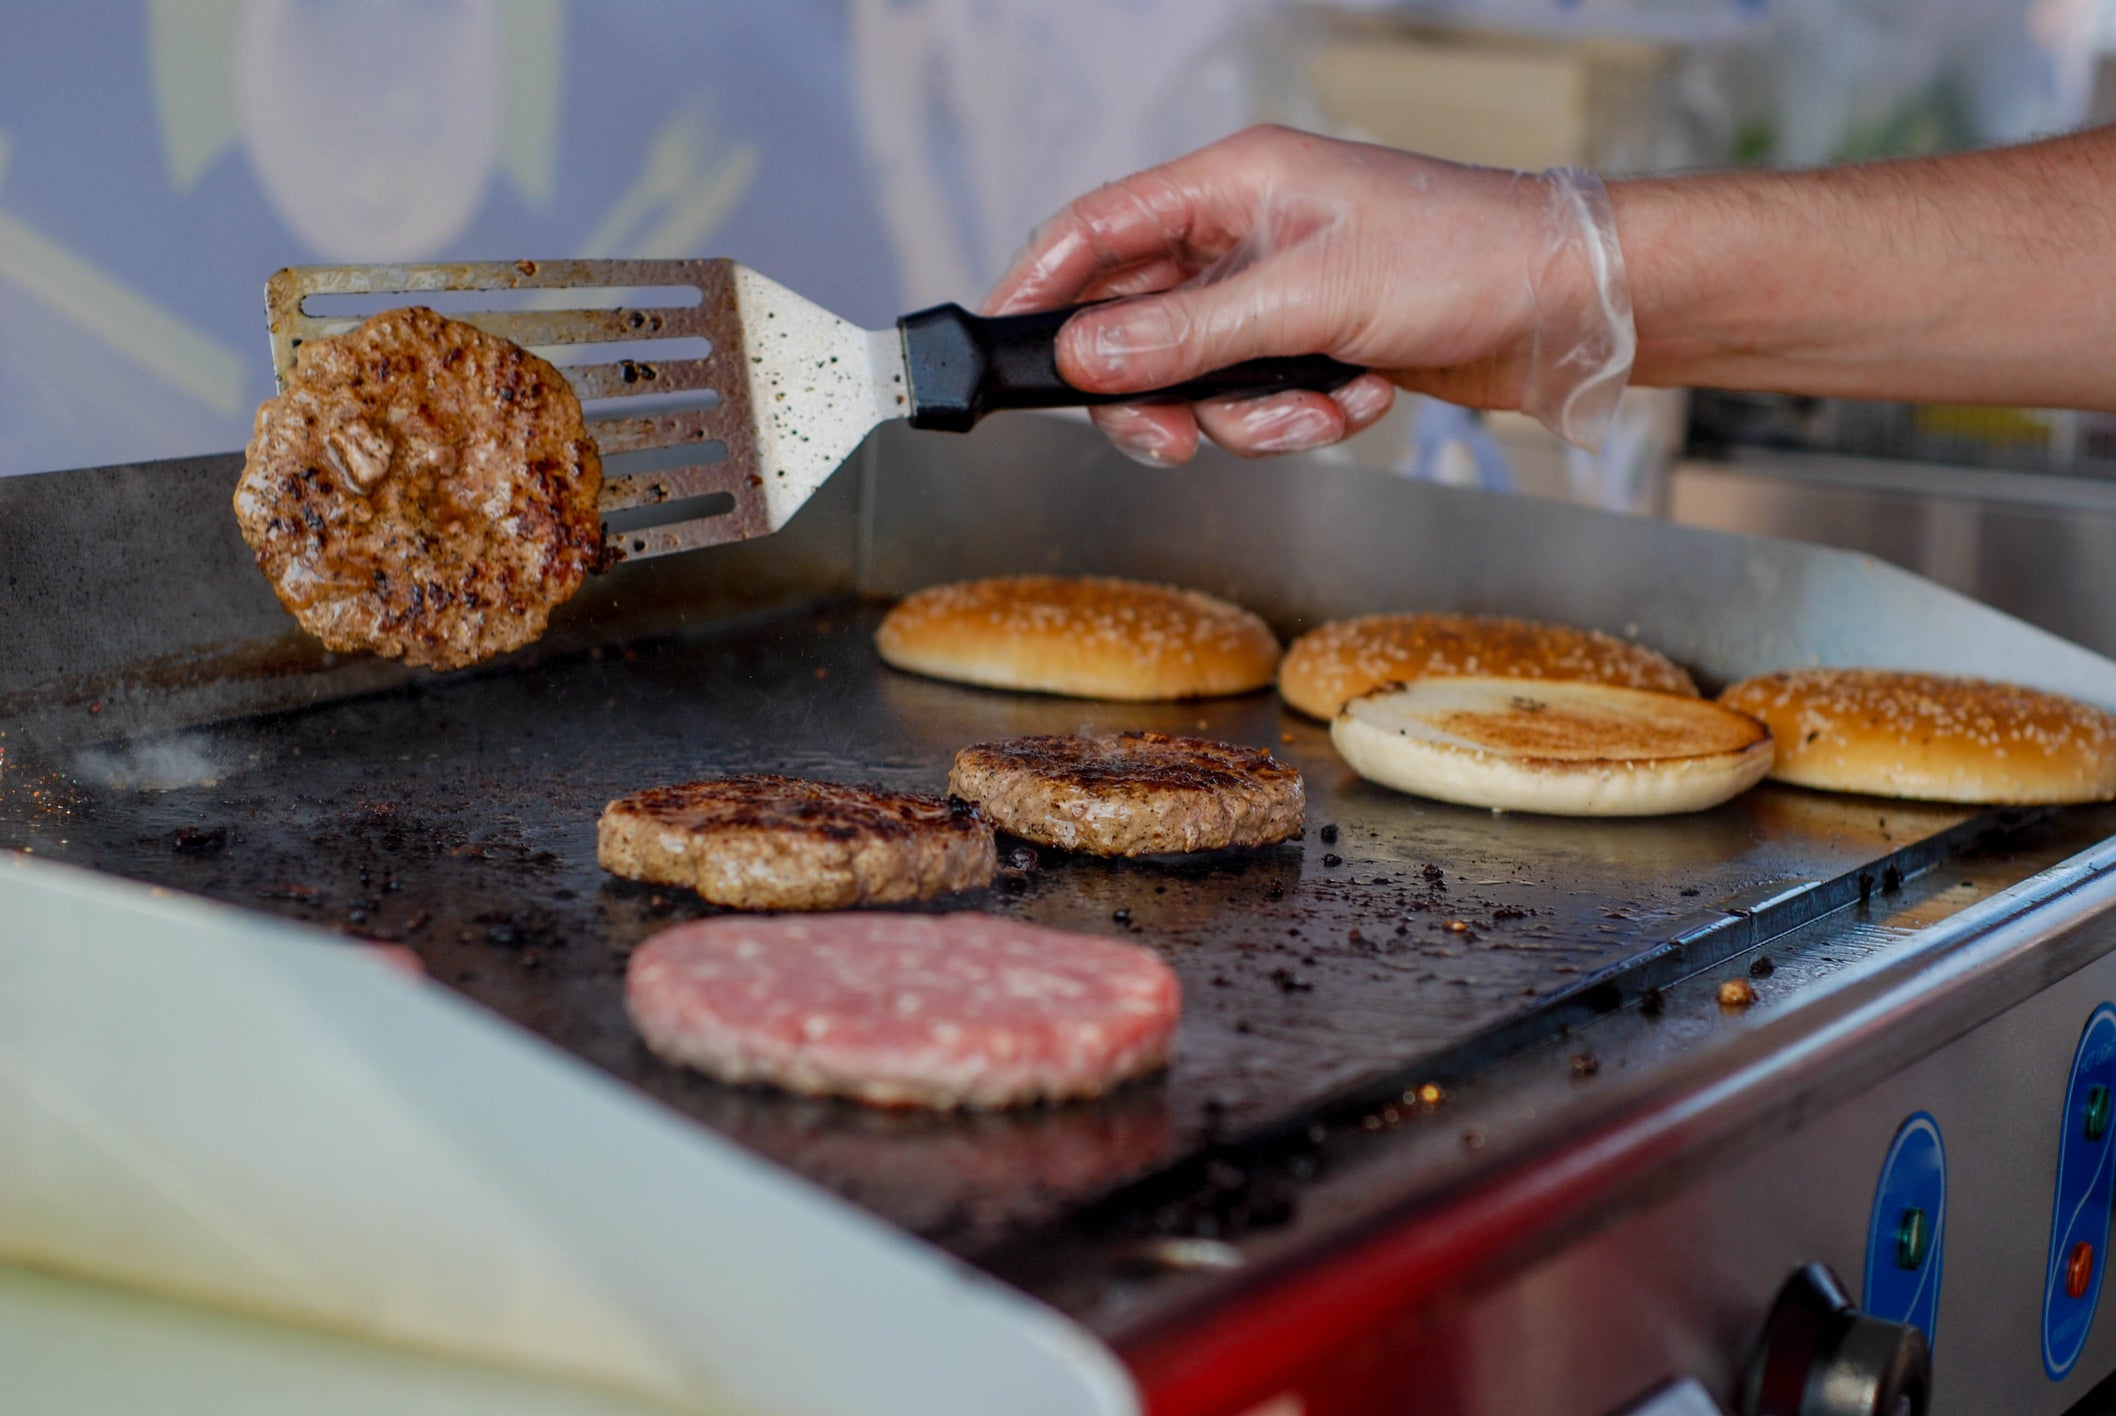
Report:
875,575,1279,701
1718,668,2116,805
1278,613,1695,720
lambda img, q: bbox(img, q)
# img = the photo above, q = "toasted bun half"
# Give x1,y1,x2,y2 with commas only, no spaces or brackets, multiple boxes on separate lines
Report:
1333,676,1773,817
1718,668,2116,804
1279,613,1696,720
876,575,1279,701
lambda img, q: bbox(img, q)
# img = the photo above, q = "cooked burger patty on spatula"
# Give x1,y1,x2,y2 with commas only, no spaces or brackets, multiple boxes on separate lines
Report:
235,306,605,670
598,774,997,910
626,913,1182,1109
948,732,1305,856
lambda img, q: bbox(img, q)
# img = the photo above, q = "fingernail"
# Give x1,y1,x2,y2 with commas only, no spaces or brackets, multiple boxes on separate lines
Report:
1243,404,1339,454
1072,302,1180,381
1337,377,1393,426
1098,405,1180,466
1114,439,1174,467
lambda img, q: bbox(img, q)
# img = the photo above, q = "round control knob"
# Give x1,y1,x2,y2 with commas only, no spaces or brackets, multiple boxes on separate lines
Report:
1739,1265,1930,1416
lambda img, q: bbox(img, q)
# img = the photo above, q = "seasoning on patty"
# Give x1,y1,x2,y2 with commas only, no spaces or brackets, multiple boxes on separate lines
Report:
597,774,998,911
234,306,605,670
948,732,1305,856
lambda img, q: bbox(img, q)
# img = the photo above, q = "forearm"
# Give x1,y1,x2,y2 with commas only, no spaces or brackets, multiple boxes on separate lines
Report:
1614,127,2116,408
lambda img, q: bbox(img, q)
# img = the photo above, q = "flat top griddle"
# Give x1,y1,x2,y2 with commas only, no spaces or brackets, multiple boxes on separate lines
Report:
0,599,2000,1271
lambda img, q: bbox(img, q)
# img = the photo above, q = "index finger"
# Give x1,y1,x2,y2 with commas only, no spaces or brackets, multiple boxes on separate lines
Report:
982,152,1256,316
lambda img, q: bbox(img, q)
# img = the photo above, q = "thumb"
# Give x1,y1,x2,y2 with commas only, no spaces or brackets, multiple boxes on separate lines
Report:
1055,268,1329,394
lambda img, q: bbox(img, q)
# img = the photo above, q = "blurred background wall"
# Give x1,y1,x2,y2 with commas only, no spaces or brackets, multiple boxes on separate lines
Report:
0,0,2105,481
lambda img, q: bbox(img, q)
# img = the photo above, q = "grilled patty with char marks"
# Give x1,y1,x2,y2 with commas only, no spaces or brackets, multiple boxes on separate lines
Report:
235,306,605,671
598,774,998,911
948,732,1305,856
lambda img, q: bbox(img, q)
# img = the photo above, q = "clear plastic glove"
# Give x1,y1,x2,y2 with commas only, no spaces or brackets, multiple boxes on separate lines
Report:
983,125,1635,464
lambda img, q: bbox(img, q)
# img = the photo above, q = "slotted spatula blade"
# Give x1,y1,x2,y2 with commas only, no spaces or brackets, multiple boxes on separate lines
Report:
265,259,908,562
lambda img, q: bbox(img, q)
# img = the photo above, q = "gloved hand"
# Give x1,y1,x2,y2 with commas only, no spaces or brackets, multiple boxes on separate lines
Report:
983,125,1635,464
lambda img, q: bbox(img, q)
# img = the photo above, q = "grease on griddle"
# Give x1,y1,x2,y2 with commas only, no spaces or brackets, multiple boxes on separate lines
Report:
473,904,571,951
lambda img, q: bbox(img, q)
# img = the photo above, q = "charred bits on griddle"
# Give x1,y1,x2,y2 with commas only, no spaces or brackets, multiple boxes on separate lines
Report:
170,825,231,858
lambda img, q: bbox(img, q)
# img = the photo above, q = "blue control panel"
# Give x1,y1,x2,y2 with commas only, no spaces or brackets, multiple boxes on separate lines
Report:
2043,1003,2116,1381
1864,1112,1946,1348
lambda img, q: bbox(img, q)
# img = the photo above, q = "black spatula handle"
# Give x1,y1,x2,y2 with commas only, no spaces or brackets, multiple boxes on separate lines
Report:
898,302,1366,433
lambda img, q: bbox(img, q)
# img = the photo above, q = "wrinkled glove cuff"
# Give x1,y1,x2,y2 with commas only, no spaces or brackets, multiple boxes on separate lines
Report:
1520,166,1636,453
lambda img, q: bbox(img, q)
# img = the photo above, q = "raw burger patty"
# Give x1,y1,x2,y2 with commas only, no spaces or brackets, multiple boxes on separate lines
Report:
235,306,605,670
948,732,1305,855
625,913,1182,1108
598,774,996,910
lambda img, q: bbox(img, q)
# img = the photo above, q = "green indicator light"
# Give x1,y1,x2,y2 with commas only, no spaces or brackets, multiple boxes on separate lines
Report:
2088,1084,2111,1142
1896,1207,1930,1270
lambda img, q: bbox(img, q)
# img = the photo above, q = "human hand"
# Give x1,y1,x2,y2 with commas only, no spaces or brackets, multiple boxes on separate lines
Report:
983,125,1633,464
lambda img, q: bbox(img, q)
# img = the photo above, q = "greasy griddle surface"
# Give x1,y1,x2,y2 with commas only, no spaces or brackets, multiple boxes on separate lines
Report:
0,602,1975,1259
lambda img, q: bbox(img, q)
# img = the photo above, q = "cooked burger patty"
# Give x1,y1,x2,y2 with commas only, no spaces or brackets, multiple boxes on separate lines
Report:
235,306,605,670
598,774,997,910
1719,668,2116,804
626,913,1182,1108
948,732,1305,856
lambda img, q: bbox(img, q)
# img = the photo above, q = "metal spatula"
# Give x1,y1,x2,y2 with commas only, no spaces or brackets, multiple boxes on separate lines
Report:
265,259,1361,563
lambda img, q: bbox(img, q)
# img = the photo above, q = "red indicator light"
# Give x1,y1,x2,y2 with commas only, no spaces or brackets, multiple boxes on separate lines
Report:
2069,1241,2096,1300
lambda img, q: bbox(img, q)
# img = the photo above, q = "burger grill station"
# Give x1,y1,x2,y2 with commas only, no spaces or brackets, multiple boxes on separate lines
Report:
9,411,2116,1416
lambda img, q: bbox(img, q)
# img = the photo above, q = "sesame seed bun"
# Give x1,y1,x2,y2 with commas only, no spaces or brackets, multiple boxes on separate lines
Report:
1718,668,2116,804
875,575,1279,701
1332,676,1773,817
1279,613,1696,720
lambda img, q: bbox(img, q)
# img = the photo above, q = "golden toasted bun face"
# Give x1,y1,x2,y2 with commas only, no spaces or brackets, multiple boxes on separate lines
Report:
1718,668,2116,805
1279,613,1696,720
875,575,1279,701
1332,676,1772,817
